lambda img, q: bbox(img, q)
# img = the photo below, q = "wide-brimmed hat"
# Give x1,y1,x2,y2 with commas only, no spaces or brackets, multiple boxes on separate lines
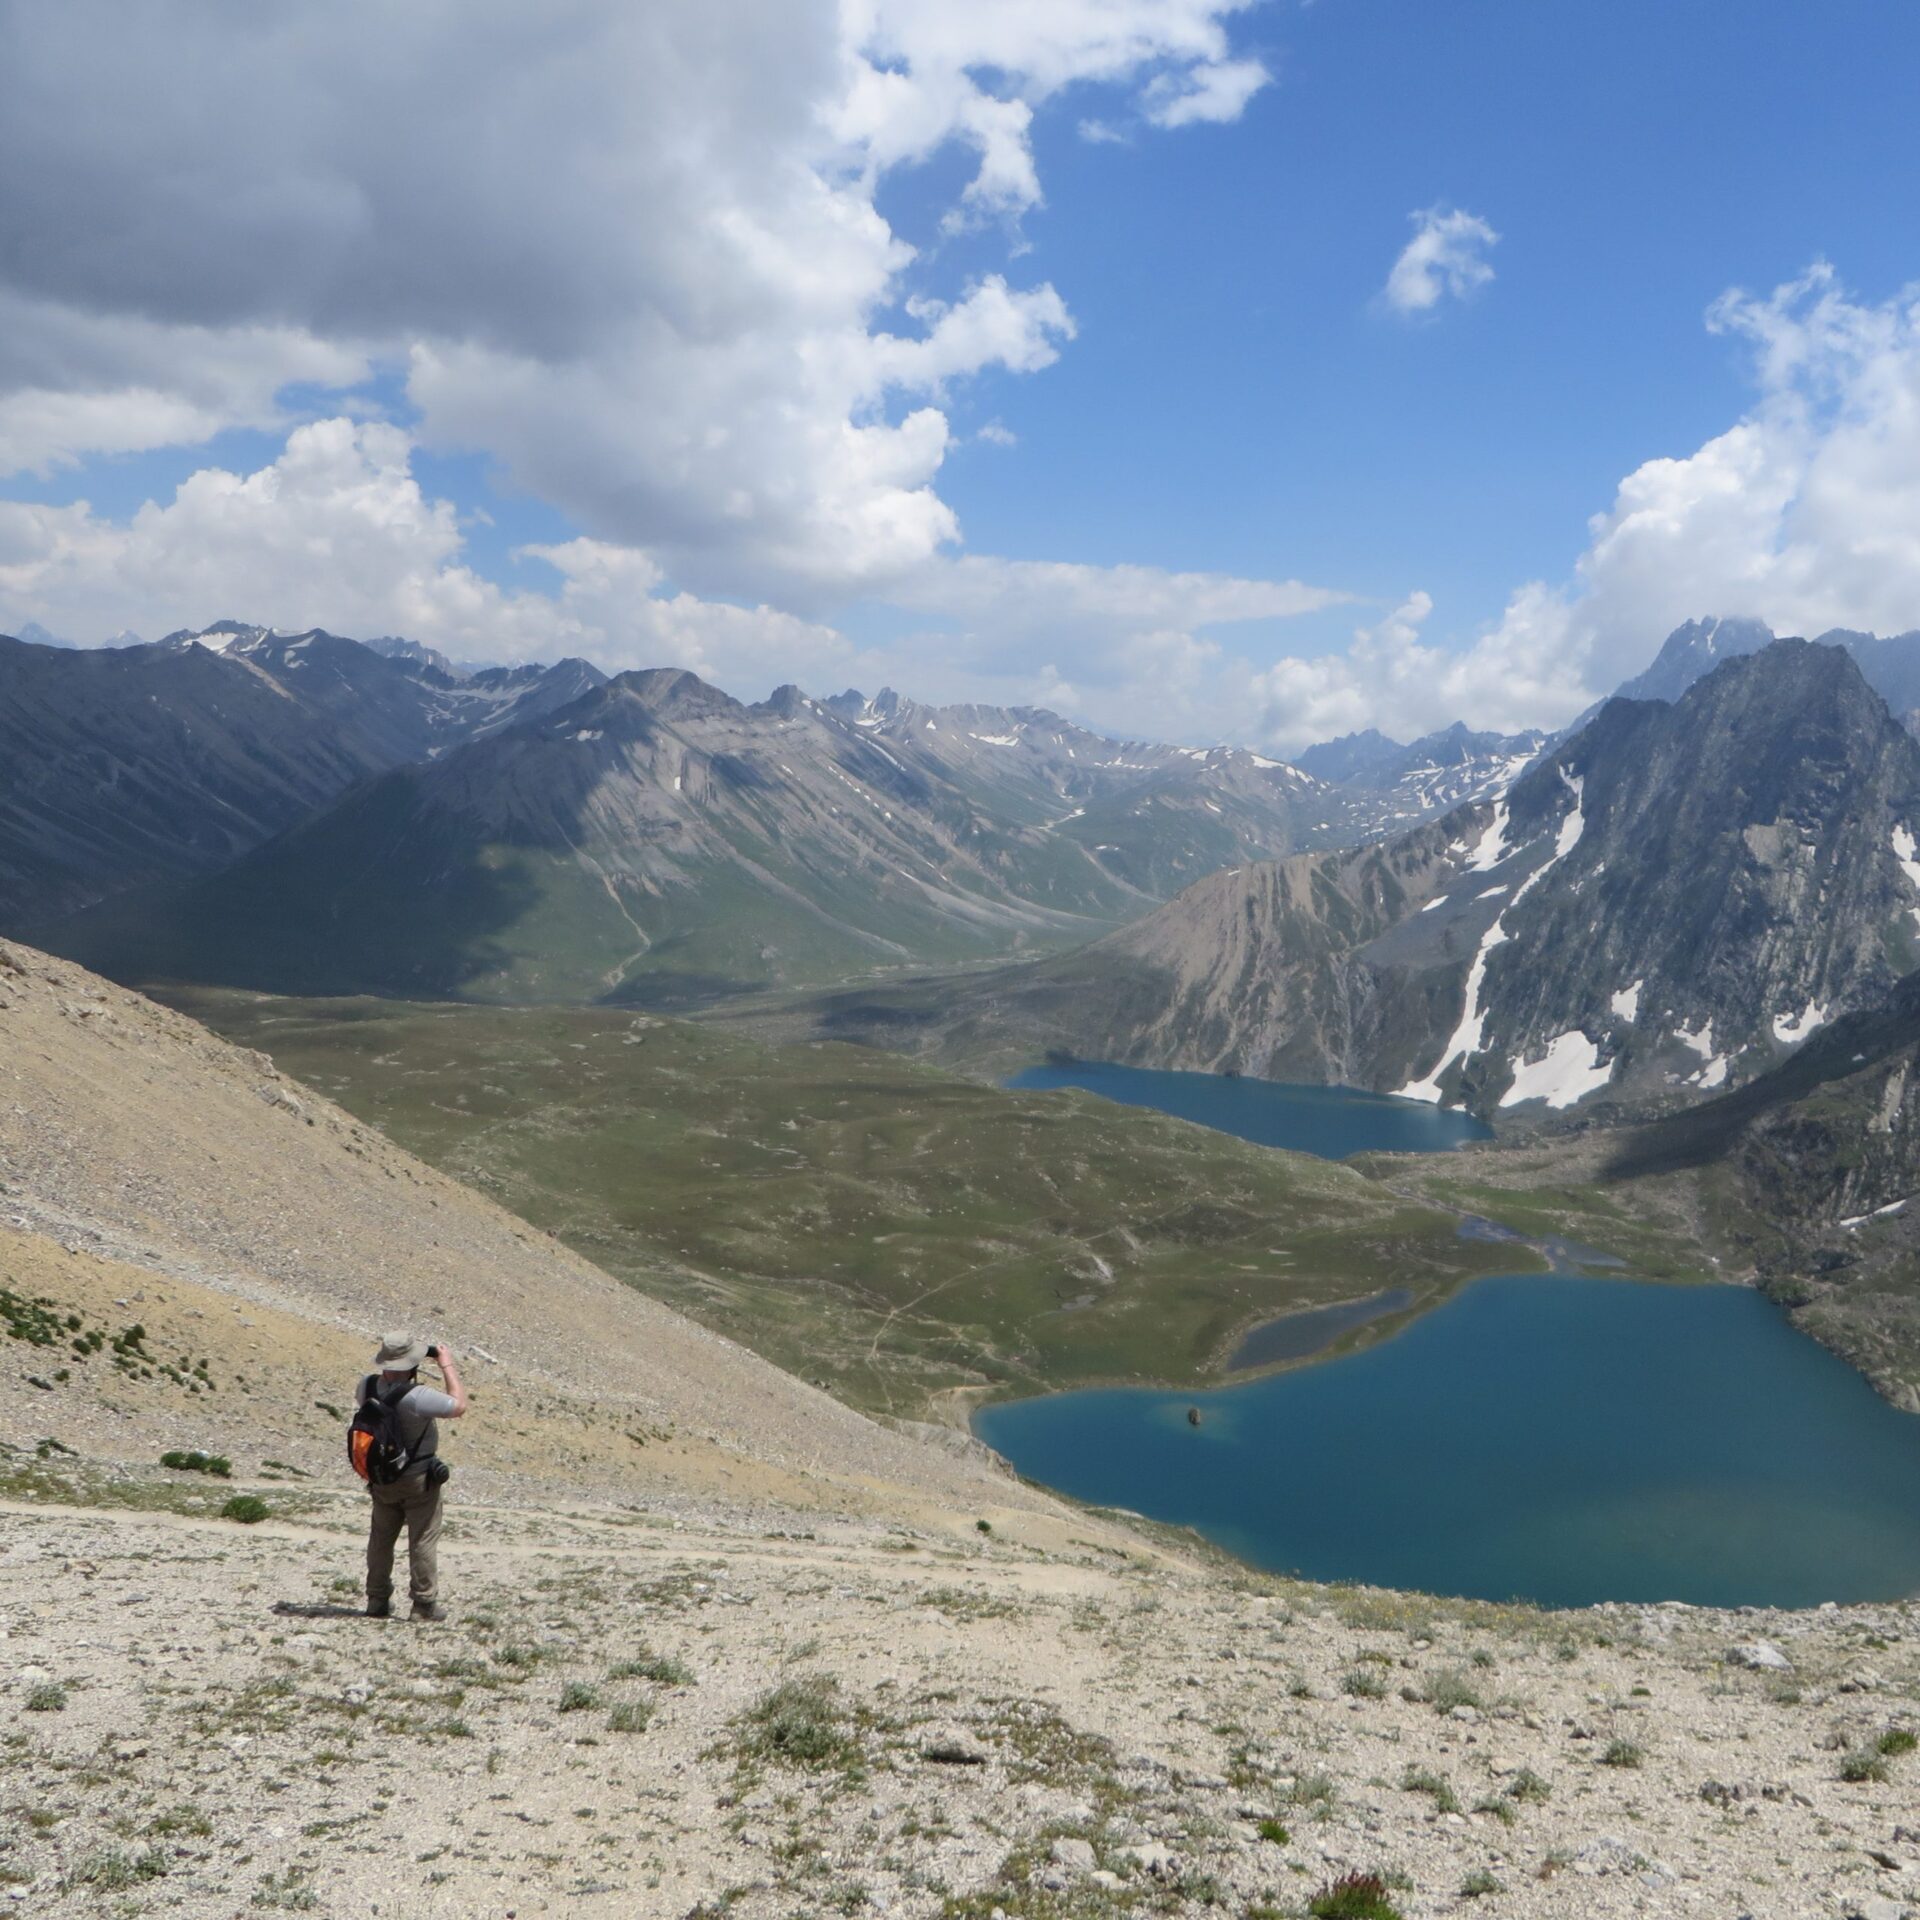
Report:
372,1330,428,1372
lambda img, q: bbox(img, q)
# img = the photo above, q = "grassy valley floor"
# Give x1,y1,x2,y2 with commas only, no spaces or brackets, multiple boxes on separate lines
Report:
155,990,1530,1421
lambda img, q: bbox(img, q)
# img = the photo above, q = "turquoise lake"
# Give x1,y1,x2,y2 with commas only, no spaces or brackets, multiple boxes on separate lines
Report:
986,1065,1920,1607
1005,1060,1491,1158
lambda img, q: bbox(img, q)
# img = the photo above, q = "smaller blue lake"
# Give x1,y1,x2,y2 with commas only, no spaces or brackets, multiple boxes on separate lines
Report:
977,1272,1920,1608
1006,1060,1490,1159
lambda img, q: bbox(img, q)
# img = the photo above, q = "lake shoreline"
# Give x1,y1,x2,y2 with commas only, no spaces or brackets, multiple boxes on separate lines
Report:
975,1270,1920,1609
977,1059,1920,1608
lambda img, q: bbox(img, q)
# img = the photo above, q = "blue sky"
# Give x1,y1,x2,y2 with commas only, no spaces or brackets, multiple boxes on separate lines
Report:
4,1,1920,747
923,0,1920,655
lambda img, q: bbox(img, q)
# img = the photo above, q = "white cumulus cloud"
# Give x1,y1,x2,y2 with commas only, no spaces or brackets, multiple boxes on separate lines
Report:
1252,264,1920,749
0,419,858,690
1383,206,1500,317
0,0,1270,607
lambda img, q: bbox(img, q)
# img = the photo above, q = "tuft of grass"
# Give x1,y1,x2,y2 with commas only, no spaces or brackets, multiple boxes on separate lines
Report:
607,1698,654,1734
1288,1771,1339,1819
608,1651,693,1687
1401,1765,1460,1814
1504,1766,1551,1804
147,1805,212,1837
1839,1748,1890,1784
1255,1818,1290,1846
1460,1868,1501,1898
1308,1871,1404,1920
557,1682,601,1714
160,1449,231,1477
735,1674,860,1771
976,1519,993,1535
1876,1728,1917,1757
1424,1668,1484,1715
1600,1739,1644,1770
67,1846,170,1892
252,1866,321,1910
25,1682,68,1712
220,1494,271,1525
1340,1667,1388,1700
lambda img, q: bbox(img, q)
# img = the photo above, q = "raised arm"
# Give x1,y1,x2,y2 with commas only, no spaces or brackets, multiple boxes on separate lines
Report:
433,1345,470,1418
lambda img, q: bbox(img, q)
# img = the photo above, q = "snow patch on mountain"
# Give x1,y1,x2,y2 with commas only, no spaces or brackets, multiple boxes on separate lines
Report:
1501,1030,1613,1109
1554,769,1585,858
1893,825,1920,930
1397,777,1591,1104
1610,980,1643,1022
1465,799,1511,872
1396,918,1510,1102
1772,1001,1829,1045
1675,1020,1730,1088
1677,1019,1715,1063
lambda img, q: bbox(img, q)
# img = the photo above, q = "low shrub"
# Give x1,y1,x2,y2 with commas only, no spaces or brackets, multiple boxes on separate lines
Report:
1839,1748,1889,1784
1877,1729,1917,1757
1424,1669,1484,1715
1307,1871,1403,1920
160,1449,231,1477
1460,1868,1500,1899
25,1682,67,1713
1600,1739,1643,1770
220,1494,270,1525
609,1651,693,1687
608,1698,654,1734
557,1682,601,1713
1400,1765,1460,1814
67,1846,168,1892
1255,1818,1290,1846
737,1674,858,1770
1340,1668,1388,1700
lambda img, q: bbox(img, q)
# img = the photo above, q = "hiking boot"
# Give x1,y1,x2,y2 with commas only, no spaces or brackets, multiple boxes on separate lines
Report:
411,1601,447,1623
366,1600,391,1619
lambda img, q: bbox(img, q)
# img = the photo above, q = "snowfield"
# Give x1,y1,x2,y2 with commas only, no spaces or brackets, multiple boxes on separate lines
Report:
1500,1029,1613,1109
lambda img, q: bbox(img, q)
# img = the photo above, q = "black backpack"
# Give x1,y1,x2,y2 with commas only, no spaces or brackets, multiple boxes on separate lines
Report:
347,1376,417,1485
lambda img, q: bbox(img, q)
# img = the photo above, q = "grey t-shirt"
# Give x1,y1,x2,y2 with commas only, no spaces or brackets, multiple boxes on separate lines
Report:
356,1375,457,1464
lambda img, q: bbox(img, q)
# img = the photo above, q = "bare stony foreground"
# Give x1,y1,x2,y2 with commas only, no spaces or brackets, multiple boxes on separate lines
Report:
3,1491,1919,1919
2,938,1918,1918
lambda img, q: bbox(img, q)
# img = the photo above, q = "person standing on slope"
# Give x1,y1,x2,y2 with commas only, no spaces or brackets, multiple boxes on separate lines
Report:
355,1332,468,1621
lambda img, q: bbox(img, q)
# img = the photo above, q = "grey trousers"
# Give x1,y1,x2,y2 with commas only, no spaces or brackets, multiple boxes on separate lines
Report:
365,1473,444,1608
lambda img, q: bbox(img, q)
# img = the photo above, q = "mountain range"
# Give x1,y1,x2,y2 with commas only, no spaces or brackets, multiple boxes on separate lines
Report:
1603,613,1920,724
1292,720,1548,841
44,668,1345,1003
810,639,1920,1119
0,623,604,925
15,613,1920,1060
10,623,1554,1003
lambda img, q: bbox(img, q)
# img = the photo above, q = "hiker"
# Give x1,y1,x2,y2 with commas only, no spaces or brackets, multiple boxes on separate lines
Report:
354,1332,468,1621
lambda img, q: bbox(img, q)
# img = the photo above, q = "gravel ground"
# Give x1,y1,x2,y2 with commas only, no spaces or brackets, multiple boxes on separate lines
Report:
2,1491,1917,1919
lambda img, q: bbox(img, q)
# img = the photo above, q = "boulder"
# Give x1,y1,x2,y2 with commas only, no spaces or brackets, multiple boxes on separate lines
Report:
1049,1838,1096,1874
1726,1640,1793,1672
